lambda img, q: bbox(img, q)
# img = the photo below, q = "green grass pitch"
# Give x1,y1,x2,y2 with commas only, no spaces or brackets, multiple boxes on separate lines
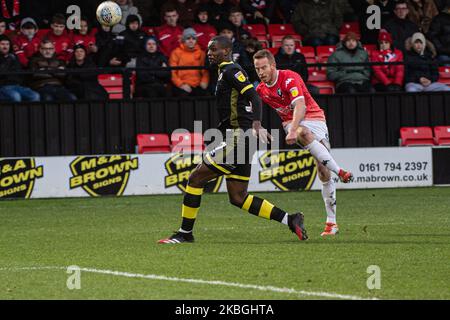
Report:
0,187,449,300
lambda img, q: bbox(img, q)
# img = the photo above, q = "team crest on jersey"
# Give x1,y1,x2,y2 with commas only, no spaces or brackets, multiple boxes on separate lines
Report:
277,88,282,97
290,87,299,97
234,71,246,82
258,150,317,191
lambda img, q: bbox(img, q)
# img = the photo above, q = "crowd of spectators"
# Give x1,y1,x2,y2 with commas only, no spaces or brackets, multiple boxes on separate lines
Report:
0,0,449,102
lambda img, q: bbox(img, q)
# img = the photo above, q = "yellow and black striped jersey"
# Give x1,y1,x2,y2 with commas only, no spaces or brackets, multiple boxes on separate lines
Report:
215,61,256,131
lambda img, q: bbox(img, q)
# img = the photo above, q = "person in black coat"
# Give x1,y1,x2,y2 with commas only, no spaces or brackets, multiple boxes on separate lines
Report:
118,14,147,68
428,2,450,64
0,34,40,102
95,24,128,68
135,36,171,98
404,32,450,91
384,0,420,52
274,36,320,96
66,44,108,100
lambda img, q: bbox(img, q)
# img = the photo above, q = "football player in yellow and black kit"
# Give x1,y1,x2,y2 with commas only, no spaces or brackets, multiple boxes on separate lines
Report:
158,36,308,244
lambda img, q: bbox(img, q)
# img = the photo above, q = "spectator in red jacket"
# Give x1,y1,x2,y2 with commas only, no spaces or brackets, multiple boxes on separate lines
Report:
193,5,217,51
370,30,405,92
71,17,97,55
13,17,41,67
155,7,184,57
41,14,74,64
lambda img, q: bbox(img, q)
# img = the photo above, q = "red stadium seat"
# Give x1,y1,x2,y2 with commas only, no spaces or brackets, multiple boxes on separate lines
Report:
268,24,297,36
243,24,267,37
267,47,279,55
316,46,336,70
296,46,315,59
309,81,335,94
317,46,336,59
400,127,435,146
433,126,450,146
171,132,205,152
439,67,450,86
137,134,171,153
255,35,269,48
98,74,123,100
308,70,327,82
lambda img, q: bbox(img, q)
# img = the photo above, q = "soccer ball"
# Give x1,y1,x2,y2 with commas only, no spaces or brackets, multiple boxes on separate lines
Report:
96,1,122,27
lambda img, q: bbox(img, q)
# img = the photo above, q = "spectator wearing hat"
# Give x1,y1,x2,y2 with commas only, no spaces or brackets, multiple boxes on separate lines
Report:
428,1,450,65
384,0,420,52
135,36,171,98
112,0,143,35
405,32,450,91
118,14,146,68
192,5,217,51
155,7,184,57
13,17,41,67
0,34,40,102
66,44,108,100
327,32,374,93
370,30,405,92
169,28,209,97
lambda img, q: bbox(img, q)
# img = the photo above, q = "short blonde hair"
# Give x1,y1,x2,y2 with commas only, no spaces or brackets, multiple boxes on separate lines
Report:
253,49,276,64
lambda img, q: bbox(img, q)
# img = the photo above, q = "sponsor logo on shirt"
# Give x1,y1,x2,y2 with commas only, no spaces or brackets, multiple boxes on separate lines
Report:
234,71,246,82
290,87,299,97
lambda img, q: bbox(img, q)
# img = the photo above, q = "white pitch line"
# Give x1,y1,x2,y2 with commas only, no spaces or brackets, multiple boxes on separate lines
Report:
0,266,378,300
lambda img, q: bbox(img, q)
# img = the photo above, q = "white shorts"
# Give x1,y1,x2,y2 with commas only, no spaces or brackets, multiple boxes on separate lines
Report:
284,120,331,149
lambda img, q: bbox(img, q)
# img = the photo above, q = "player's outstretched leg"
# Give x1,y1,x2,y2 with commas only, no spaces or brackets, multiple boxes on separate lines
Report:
226,180,308,240
316,161,339,236
296,126,353,183
158,164,220,244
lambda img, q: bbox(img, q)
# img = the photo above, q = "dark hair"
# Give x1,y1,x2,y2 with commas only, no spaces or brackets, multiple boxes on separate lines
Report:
163,6,178,14
52,13,66,25
40,39,54,47
253,49,276,64
395,0,408,8
229,6,243,15
74,16,90,35
210,35,232,50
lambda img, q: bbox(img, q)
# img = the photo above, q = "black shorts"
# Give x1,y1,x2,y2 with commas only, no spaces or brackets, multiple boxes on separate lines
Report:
203,129,257,182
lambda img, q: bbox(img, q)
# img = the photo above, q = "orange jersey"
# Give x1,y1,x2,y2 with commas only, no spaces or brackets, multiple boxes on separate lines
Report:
256,69,326,124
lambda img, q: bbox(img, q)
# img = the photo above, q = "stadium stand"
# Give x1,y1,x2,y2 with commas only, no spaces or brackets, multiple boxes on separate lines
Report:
433,126,450,146
400,127,435,146
137,134,171,153
171,132,205,152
